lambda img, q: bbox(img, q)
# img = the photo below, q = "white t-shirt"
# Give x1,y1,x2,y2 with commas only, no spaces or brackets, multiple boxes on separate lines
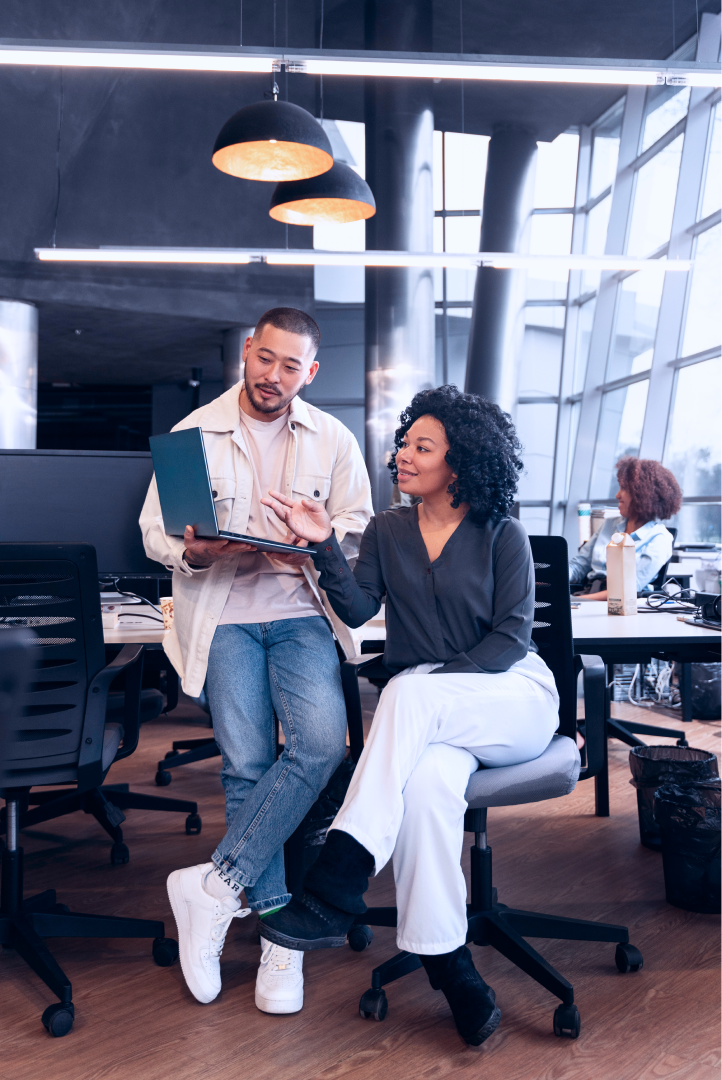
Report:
218,409,323,625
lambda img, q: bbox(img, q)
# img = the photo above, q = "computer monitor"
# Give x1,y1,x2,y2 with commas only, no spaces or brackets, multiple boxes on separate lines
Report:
0,449,165,577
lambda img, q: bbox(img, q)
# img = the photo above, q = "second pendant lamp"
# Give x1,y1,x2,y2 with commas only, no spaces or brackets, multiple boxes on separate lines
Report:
212,98,334,182
269,161,376,225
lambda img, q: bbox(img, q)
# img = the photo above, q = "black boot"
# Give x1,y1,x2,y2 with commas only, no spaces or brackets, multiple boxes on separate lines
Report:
259,831,374,952
420,946,501,1046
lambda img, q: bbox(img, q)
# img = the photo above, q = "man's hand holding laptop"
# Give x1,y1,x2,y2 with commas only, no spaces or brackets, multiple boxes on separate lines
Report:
183,515,311,569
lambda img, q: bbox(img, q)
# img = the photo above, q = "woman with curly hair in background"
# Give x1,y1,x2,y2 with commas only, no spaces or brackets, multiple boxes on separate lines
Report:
571,457,682,601
257,385,560,1046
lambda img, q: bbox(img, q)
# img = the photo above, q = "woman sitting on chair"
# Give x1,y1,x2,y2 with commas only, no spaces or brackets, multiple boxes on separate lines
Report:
571,457,681,601
258,385,560,1047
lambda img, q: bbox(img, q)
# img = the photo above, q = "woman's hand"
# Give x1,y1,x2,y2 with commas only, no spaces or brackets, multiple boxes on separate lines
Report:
261,489,333,544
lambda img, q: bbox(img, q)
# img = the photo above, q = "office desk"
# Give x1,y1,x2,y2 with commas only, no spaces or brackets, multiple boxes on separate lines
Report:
103,606,177,711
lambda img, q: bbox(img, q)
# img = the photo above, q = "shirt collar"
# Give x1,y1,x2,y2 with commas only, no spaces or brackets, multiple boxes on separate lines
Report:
623,518,665,541
197,381,317,434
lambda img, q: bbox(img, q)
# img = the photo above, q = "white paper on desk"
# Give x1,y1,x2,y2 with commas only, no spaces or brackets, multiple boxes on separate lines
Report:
607,532,637,616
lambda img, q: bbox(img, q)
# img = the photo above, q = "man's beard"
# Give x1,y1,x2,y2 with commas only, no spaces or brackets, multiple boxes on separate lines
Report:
245,381,294,415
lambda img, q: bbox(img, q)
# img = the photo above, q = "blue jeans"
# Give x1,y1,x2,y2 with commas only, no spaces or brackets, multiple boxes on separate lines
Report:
206,617,347,912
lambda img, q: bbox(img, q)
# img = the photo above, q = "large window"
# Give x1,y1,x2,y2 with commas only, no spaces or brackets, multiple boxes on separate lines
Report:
558,19,722,545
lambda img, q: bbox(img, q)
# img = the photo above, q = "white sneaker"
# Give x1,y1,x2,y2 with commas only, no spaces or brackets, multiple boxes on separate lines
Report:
255,940,304,1014
167,862,251,1004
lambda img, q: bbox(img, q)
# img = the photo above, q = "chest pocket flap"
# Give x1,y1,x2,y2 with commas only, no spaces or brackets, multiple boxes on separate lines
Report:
210,478,236,502
293,475,331,502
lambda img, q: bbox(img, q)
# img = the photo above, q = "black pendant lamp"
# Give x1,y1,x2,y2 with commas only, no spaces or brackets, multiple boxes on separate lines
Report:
212,97,334,183
269,161,376,225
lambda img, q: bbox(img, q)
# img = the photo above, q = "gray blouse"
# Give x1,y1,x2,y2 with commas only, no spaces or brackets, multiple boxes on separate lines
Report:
312,507,536,676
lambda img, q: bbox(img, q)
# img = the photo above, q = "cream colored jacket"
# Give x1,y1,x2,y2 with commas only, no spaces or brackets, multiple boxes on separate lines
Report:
139,383,373,696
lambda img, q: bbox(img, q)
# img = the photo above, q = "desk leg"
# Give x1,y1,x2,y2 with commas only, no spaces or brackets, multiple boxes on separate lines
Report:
679,662,693,723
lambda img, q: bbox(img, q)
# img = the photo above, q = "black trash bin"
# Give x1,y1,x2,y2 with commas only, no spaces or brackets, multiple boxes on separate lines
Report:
629,745,718,850
654,779,721,914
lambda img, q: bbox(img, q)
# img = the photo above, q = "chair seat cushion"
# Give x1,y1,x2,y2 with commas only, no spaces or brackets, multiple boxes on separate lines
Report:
102,722,124,771
464,734,581,809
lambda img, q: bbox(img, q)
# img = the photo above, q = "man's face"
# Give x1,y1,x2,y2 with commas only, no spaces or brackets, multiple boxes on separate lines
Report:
242,323,319,417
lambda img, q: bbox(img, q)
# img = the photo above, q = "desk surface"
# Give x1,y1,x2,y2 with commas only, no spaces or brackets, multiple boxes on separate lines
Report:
571,600,719,647
104,604,168,645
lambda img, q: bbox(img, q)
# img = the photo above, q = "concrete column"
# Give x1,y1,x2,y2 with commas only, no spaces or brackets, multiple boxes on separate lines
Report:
222,325,255,391
364,0,435,510
0,301,38,449
465,126,537,414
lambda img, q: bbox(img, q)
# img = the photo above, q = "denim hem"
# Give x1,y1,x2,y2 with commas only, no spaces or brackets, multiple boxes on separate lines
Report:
249,894,292,913
211,851,255,889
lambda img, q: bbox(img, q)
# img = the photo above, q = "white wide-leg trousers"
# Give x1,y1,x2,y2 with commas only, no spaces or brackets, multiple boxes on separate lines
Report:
330,652,560,955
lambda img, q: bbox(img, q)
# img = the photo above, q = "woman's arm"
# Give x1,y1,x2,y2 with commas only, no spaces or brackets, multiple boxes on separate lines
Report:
261,490,384,628
568,532,596,583
431,518,535,675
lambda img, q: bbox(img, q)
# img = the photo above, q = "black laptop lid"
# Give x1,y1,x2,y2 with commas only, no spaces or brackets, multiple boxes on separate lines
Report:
149,428,219,538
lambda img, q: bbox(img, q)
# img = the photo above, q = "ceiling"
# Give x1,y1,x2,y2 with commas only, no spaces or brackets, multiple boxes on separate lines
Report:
0,0,718,385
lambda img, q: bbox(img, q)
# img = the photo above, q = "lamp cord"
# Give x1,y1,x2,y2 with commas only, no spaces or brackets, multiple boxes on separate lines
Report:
239,0,243,46
51,69,64,248
319,0,324,122
459,0,465,135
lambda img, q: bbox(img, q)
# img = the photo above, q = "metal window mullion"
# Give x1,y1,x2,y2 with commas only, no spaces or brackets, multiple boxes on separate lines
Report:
563,88,646,548
640,12,721,463
551,123,591,536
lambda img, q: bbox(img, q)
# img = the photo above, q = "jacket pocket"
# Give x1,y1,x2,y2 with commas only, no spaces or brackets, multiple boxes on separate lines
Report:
293,474,331,502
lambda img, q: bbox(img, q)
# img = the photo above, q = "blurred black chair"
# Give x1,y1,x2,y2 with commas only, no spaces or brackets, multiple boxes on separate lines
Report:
0,543,201,866
341,536,641,1040
0,604,178,1039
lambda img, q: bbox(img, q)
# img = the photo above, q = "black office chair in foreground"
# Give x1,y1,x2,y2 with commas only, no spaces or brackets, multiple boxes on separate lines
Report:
0,614,178,1039
0,543,201,865
342,536,642,1040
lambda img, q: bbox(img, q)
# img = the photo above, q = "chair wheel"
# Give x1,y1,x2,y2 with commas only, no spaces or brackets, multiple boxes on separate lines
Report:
553,1003,580,1038
359,988,388,1021
165,750,180,760
110,842,129,865
152,936,179,967
348,924,373,952
155,770,172,787
615,943,643,973
676,739,689,747
185,813,202,835
42,1002,75,1037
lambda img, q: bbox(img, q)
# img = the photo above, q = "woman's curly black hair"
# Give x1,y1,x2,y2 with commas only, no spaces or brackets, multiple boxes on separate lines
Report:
388,385,523,525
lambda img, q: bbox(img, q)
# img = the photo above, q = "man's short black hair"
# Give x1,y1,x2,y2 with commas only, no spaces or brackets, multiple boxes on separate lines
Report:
254,307,321,354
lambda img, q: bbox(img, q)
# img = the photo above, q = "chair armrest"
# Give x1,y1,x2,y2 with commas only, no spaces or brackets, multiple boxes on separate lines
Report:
341,654,385,763
77,644,144,791
575,653,607,781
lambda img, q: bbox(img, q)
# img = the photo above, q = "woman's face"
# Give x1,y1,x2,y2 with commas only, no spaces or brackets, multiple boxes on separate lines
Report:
396,415,457,500
615,486,633,520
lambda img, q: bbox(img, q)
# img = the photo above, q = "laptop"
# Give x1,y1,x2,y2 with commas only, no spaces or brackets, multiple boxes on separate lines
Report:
149,427,305,556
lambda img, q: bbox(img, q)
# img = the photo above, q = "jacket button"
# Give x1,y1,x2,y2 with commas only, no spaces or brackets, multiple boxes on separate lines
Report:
290,423,295,430
427,568,431,574
326,545,332,552
212,490,218,497
338,568,343,574
314,489,320,498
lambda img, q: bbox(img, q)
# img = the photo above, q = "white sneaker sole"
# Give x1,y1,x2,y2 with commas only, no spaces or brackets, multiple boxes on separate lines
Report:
255,988,304,1015
167,869,219,1005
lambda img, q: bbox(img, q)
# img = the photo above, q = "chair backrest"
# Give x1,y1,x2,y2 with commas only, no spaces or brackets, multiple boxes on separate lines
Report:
528,535,577,742
648,525,678,592
0,629,36,791
0,543,105,788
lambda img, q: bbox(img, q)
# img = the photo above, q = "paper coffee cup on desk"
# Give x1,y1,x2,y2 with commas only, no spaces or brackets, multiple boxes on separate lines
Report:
160,596,174,629
606,532,637,616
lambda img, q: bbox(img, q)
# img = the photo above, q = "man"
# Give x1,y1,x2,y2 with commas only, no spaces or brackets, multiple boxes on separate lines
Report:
140,307,372,1015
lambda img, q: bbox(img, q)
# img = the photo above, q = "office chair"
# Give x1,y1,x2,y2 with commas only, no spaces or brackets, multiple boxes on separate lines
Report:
341,536,642,1040
0,615,178,1038
0,543,201,867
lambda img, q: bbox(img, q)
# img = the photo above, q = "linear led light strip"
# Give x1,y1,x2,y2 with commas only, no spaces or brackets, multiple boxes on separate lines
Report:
35,248,692,271
0,42,719,86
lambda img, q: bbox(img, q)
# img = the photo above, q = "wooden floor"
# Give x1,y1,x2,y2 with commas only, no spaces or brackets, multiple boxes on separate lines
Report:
2,687,720,1080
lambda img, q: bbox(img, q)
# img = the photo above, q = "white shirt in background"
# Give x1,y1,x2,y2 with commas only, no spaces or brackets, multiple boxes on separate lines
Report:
218,409,323,625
